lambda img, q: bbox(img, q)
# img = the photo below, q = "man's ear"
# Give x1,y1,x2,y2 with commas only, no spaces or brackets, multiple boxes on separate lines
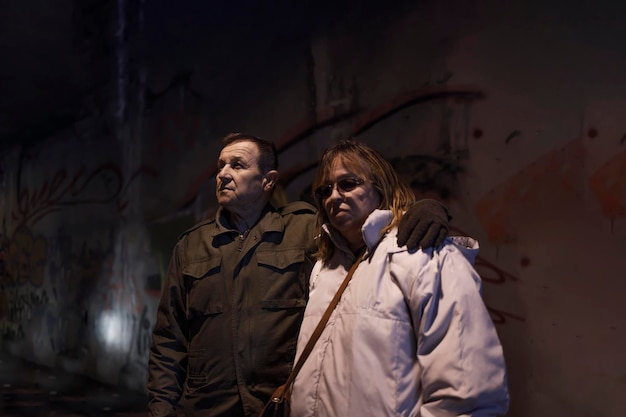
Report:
263,170,278,191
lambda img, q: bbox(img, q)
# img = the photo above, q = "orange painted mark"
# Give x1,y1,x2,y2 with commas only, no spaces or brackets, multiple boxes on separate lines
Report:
475,139,585,245
589,150,626,218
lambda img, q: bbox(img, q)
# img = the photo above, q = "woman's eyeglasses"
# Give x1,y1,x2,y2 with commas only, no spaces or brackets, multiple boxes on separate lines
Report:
314,177,365,200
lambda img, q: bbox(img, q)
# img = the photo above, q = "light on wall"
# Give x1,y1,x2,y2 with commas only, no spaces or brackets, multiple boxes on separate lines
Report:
95,310,130,353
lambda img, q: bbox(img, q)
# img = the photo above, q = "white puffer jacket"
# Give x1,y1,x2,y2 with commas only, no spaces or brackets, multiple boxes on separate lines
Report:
291,209,509,417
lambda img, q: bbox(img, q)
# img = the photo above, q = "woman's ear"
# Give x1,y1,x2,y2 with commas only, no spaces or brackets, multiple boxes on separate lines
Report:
263,170,278,191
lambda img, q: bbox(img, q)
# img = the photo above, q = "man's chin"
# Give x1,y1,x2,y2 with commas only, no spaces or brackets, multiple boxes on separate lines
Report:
216,195,233,206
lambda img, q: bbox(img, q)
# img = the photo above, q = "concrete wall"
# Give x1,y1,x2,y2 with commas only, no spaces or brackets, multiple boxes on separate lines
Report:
1,1,624,416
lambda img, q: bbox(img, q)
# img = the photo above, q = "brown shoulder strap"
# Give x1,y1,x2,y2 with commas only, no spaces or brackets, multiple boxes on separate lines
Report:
281,252,364,393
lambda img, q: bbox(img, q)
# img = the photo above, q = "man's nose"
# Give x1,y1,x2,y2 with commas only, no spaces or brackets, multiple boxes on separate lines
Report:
217,165,233,180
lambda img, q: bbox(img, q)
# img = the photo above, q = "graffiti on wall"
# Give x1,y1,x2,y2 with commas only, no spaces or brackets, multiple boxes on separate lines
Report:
94,253,156,386
13,162,157,229
475,139,586,244
45,228,114,358
1,226,47,288
477,134,626,244
0,275,49,345
472,253,524,325
0,224,49,342
590,147,626,222
119,304,153,386
0,147,161,369
0,286,49,343
1,154,53,340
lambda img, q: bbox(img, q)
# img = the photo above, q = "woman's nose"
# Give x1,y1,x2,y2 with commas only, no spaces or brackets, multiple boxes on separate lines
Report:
328,184,343,201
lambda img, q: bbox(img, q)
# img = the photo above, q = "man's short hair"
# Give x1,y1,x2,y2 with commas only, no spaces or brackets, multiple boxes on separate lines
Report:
222,133,278,173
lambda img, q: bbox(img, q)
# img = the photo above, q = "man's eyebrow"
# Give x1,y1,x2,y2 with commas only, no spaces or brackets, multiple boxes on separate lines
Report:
218,156,248,166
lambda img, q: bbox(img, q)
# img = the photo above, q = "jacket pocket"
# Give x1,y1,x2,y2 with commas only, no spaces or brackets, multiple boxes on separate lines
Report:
186,349,235,390
256,248,308,303
183,257,224,317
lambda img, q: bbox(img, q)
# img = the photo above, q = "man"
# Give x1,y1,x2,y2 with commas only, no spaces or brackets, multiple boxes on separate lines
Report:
147,133,450,417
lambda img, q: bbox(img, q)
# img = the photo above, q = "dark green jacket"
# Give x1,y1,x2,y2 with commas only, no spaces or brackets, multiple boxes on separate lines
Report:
147,202,317,417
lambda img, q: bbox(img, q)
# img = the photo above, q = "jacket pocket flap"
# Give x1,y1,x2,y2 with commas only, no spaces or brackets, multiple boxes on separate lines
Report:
257,249,304,270
183,257,222,279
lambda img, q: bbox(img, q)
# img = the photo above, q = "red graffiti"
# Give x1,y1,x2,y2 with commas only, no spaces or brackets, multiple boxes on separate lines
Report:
473,255,519,285
451,226,525,325
475,138,585,245
488,306,525,325
589,149,626,218
351,85,483,136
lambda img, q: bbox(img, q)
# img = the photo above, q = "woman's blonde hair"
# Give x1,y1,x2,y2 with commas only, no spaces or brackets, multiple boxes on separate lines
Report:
312,139,415,263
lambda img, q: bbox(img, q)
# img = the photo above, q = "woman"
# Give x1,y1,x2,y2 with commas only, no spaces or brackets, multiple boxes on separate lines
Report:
290,140,509,417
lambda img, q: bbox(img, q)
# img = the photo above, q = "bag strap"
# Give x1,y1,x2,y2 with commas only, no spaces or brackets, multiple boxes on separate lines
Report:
278,251,365,396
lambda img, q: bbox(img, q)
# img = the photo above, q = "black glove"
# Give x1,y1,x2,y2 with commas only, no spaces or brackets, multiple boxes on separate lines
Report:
397,199,451,249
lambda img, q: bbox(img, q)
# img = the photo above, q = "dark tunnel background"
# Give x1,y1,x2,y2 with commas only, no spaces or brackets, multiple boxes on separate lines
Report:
1,1,625,416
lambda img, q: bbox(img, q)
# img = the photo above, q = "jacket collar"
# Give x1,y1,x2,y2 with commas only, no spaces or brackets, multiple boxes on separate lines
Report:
214,203,284,236
323,209,393,261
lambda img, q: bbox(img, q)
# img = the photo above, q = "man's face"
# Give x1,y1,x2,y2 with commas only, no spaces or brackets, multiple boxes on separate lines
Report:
216,141,267,214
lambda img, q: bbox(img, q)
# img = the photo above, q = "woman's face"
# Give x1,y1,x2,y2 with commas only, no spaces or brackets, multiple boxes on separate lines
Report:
320,159,381,246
